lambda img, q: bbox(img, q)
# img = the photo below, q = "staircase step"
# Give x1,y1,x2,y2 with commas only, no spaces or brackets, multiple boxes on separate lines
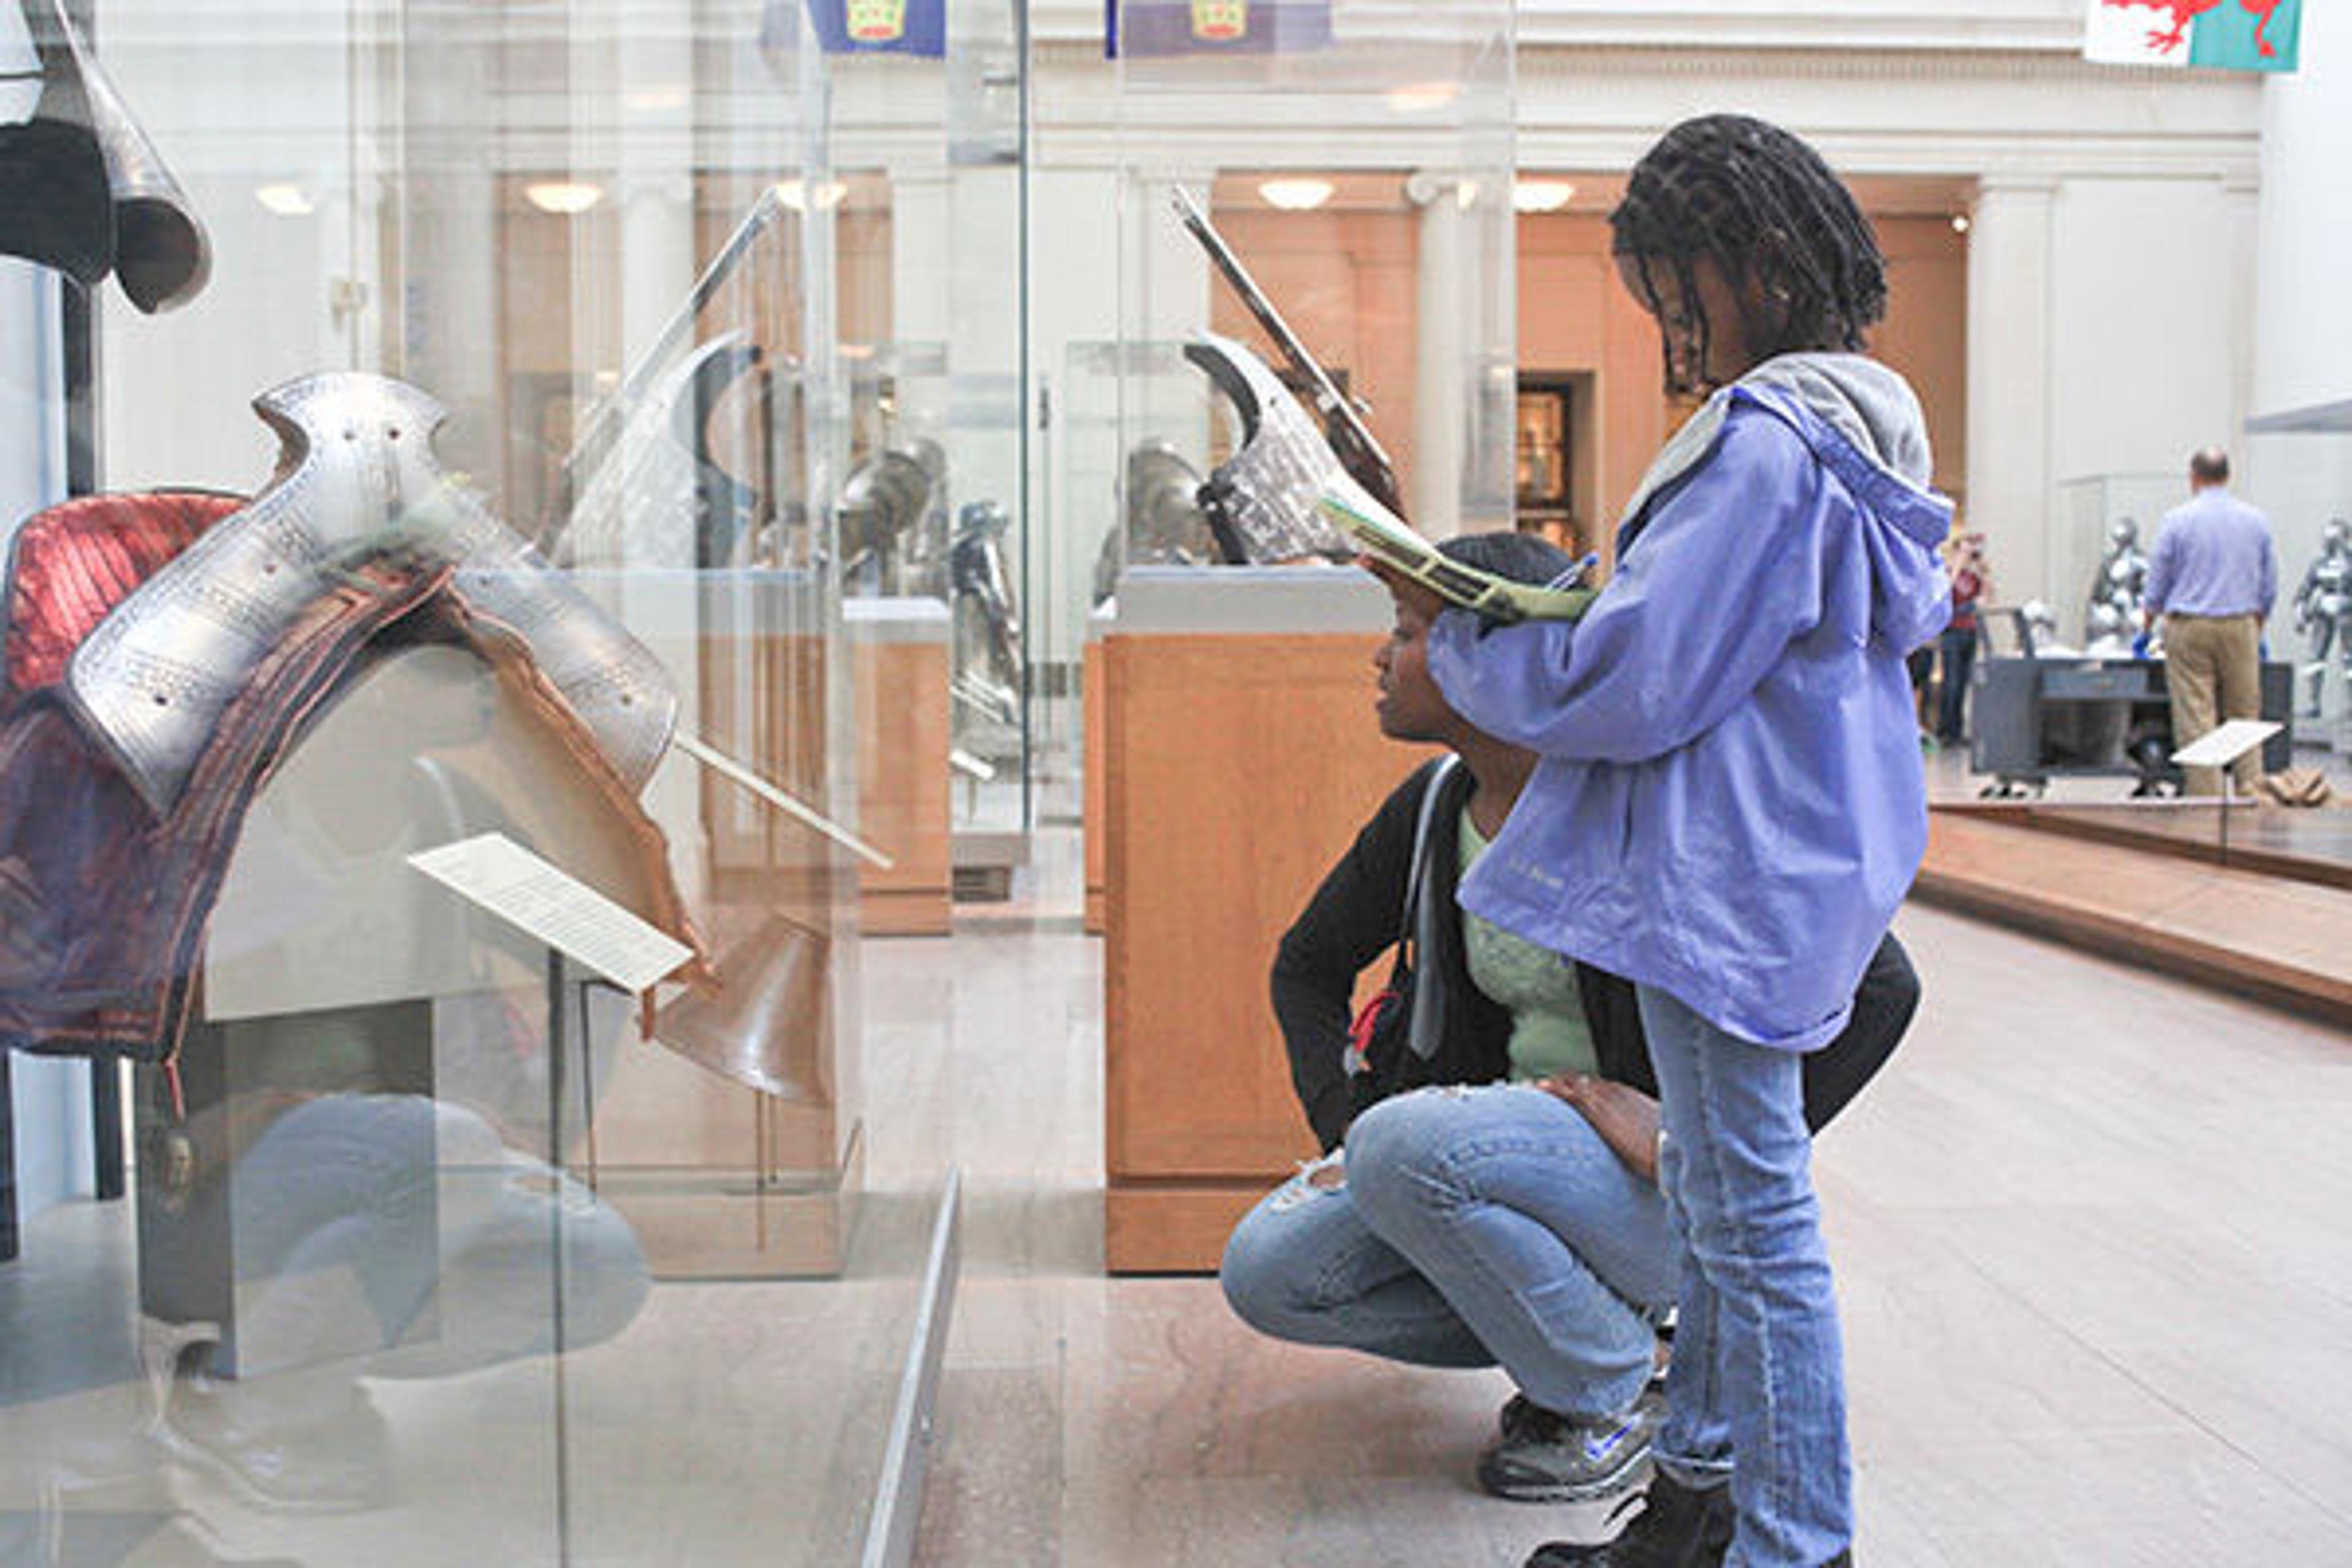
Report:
1915,810,2352,1028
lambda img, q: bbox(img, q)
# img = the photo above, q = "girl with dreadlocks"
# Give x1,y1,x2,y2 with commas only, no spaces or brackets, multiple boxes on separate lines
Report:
1422,116,1950,1568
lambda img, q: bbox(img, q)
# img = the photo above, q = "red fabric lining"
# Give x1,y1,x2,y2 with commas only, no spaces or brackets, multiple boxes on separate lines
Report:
4,491,247,698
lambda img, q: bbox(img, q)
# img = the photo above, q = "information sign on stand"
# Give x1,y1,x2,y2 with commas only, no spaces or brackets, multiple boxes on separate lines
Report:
2171,719,2284,866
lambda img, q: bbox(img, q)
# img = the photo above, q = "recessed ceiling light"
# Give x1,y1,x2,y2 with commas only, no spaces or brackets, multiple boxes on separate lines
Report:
1951,213,1972,234
1386,80,1459,114
526,181,605,215
254,183,314,217
1513,181,1575,214
774,179,850,212
1258,177,1334,211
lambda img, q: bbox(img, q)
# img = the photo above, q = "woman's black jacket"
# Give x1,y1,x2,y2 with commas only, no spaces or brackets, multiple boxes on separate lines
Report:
1272,758,1922,1154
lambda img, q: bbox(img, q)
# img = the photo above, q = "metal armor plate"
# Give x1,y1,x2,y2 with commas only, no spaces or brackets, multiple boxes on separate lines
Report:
67,373,676,813
1184,333,1353,565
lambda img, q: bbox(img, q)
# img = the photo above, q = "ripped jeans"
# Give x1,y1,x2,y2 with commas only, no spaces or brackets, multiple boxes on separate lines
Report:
1219,1083,1674,1422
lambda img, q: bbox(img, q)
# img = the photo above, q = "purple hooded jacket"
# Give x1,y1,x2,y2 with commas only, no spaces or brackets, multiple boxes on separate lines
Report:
1427,354,1952,1050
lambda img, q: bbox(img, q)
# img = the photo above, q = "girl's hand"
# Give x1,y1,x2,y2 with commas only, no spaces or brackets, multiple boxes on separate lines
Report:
1536,1073,1664,1185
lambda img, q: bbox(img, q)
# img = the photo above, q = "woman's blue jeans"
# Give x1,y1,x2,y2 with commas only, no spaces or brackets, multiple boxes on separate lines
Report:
1220,1084,1672,1423
1639,984,1852,1568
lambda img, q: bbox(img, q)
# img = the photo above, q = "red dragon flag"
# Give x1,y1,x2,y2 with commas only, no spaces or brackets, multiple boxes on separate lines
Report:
2084,0,2301,70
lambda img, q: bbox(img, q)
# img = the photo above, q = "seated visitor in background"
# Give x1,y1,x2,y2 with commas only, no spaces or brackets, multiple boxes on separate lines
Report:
1219,530,1919,1510
1937,529,1989,747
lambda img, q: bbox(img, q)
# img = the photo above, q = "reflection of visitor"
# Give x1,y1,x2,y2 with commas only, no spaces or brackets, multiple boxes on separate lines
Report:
2144,448,2277,795
143,1093,648,1513
1221,532,1916,1510
1937,532,1989,746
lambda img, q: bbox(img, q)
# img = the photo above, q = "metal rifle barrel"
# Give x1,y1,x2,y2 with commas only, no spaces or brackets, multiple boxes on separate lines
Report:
1169,187,1398,492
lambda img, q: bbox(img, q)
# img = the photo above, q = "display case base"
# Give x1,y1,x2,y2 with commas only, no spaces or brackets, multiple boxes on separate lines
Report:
1104,1179,1276,1275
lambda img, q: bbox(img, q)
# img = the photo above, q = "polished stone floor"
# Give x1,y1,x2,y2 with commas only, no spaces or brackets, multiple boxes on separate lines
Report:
4,750,2350,1565
911,824,2352,1567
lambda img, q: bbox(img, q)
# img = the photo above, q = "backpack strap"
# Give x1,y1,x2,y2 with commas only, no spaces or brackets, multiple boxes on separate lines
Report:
1401,755,1458,1060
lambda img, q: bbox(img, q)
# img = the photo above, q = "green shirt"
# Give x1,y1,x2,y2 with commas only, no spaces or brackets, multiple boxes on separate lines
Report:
1459,808,1597,1082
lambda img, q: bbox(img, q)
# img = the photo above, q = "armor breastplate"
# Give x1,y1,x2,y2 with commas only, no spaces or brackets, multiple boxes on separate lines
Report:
67,374,676,815
1185,334,1353,565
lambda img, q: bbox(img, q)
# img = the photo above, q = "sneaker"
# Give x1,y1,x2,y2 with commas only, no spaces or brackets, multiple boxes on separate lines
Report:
1479,1388,1661,1504
1523,1472,1735,1566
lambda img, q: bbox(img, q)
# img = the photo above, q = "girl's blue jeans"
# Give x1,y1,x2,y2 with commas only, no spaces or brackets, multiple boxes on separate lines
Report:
1639,983,1853,1568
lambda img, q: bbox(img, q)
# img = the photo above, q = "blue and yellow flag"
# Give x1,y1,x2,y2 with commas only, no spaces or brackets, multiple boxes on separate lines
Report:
1106,0,1333,59
802,0,947,57
2083,0,2301,72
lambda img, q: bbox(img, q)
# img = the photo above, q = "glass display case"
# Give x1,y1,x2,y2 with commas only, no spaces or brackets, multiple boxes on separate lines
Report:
1090,0,1518,614
0,1,999,1561
1087,1,1520,1270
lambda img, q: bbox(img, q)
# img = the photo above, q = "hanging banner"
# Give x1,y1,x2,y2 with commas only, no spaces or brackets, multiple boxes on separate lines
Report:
799,0,948,58
1106,0,1333,59
2082,0,2300,72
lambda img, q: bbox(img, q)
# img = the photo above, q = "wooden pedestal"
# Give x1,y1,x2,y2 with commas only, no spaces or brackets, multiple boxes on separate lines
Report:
1084,636,1107,934
1099,570,1430,1272
850,601,954,936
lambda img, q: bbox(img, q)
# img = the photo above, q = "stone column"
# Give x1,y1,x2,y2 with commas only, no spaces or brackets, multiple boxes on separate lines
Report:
1405,170,1469,539
1965,176,2056,604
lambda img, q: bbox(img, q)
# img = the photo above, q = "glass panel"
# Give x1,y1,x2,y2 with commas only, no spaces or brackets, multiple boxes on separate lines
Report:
1096,0,1518,636
0,0,976,1561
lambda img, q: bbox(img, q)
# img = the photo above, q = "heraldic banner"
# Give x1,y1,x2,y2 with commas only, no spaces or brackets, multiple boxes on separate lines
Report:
1106,0,1333,59
2082,0,2301,72
802,0,948,57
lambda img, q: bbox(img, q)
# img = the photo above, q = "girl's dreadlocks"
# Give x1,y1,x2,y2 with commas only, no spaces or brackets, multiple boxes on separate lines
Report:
1610,115,1888,396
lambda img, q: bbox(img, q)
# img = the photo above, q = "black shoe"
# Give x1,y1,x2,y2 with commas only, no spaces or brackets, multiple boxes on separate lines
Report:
1522,1472,1735,1567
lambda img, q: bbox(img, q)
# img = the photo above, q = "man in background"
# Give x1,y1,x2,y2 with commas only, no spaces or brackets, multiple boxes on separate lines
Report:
2145,447,2277,794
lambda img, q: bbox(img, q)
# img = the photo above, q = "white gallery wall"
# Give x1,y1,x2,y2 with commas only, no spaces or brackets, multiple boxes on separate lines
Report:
2248,0,2352,600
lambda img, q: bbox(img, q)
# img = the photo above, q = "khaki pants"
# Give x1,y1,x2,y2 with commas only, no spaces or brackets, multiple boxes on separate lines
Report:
2162,612,2263,796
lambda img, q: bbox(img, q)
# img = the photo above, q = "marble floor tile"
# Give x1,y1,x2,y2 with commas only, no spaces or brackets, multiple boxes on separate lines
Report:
914,881,2352,1567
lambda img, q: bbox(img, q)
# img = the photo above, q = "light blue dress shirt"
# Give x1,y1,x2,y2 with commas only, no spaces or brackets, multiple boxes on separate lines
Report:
2146,488,2278,619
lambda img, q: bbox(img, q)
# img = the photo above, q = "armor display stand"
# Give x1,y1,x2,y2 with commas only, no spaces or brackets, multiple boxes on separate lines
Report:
134,643,673,1374
571,568,865,1278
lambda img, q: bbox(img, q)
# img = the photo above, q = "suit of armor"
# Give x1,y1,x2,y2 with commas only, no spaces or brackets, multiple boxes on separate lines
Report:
949,500,1022,741
2084,516,2149,655
2293,517,2352,718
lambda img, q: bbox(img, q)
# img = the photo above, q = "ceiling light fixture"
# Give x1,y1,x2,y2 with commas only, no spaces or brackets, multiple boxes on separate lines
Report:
773,178,850,212
1258,177,1335,211
1513,181,1576,215
525,181,605,215
1386,80,1459,114
254,183,315,217
1951,213,1972,234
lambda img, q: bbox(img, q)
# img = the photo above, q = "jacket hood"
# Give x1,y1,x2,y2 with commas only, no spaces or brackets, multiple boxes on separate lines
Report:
1739,353,1953,652
1615,353,1951,654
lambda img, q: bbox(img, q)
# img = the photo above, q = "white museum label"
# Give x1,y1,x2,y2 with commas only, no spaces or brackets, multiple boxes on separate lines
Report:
2170,718,2283,771
407,832,693,992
